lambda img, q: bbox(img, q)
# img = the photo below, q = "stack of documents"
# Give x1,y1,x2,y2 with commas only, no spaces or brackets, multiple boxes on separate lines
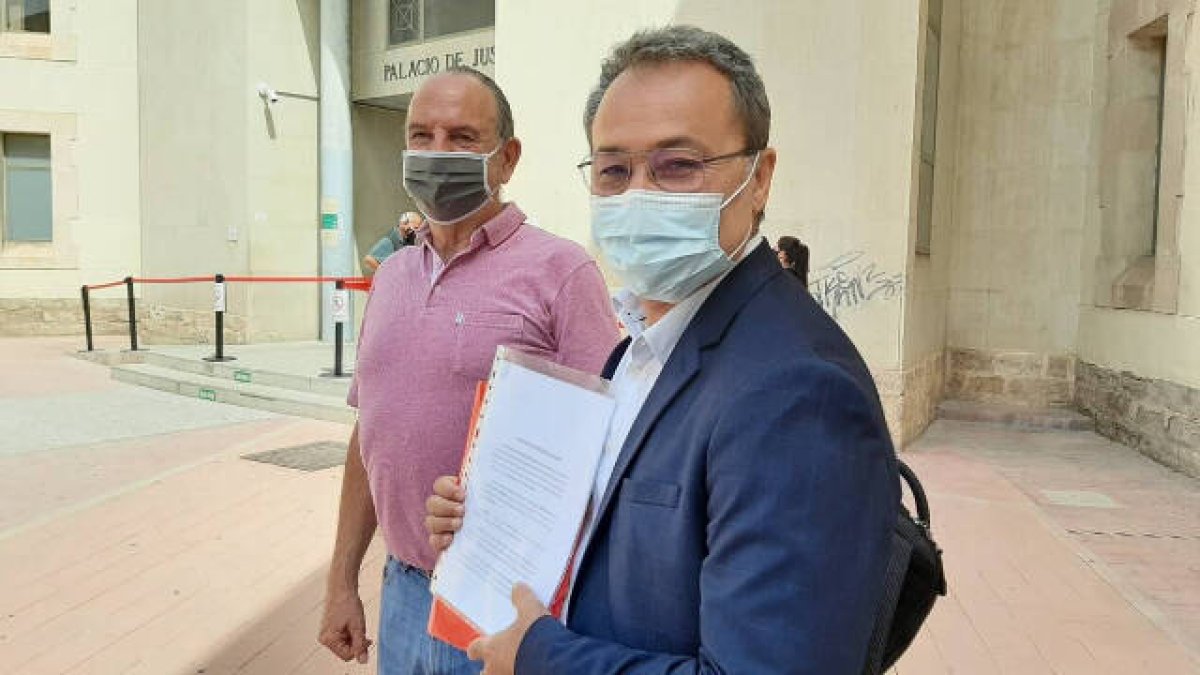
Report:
429,346,615,649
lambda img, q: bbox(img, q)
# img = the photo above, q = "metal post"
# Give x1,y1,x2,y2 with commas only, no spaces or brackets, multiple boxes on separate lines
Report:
204,273,235,362
334,279,345,377
80,285,94,352
319,0,356,341
215,306,225,360
321,279,351,378
124,276,138,352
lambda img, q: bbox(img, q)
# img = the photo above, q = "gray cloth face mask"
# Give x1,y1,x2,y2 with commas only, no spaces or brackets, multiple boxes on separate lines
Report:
402,147,499,225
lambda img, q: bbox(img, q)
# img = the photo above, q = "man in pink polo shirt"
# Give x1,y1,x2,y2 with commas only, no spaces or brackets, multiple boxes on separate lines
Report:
317,67,619,674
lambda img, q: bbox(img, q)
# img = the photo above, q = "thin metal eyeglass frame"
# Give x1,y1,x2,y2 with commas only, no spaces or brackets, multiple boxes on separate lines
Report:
575,147,759,195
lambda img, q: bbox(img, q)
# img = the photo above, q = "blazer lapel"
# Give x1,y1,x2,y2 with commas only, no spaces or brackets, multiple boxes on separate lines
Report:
589,241,782,532
591,337,701,525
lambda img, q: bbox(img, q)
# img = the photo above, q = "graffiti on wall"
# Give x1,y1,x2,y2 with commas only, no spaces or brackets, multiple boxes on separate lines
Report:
808,251,904,320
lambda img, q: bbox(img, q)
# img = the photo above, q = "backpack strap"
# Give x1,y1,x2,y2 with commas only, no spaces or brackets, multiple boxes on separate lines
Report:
860,531,913,675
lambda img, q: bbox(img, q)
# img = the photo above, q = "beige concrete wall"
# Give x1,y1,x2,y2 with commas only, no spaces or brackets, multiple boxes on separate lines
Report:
139,0,250,341
139,0,320,343
0,0,139,316
243,0,321,342
497,0,922,439
944,0,1100,404
1078,0,1200,393
900,0,961,442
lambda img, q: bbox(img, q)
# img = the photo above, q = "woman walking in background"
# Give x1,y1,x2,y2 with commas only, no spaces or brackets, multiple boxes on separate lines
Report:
776,235,810,287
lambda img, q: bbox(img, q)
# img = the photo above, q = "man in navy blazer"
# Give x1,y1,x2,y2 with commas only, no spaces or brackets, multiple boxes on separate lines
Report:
426,25,899,674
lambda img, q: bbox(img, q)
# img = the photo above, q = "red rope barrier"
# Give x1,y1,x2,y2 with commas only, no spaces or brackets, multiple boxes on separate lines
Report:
131,276,214,284
222,275,360,284
86,274,373,291
85,279,127,290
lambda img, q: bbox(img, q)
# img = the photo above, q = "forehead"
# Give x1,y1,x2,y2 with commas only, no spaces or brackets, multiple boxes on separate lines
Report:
591,61,741,153
407,73,497,133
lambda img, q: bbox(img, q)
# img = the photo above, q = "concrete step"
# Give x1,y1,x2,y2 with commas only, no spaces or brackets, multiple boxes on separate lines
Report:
937,399,1095,432
112,362,355,424
139,350,351,398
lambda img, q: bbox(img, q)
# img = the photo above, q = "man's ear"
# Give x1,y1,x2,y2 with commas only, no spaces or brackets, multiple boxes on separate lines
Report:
752,147,777,219
496,137,522,184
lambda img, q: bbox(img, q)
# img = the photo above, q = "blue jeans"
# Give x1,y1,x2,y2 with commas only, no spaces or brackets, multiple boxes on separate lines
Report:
378,555,482,675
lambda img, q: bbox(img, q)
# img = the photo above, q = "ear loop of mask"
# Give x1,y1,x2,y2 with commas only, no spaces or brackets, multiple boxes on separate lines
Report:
721,151,763,262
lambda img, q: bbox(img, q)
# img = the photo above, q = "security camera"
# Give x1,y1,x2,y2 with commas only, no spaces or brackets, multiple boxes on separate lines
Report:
256,82,279,104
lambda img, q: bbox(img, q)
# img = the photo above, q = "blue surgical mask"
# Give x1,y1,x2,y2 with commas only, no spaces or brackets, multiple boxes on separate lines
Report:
590,154,760,303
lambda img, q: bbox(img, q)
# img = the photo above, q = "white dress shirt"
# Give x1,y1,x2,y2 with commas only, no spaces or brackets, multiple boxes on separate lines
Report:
562,237,765,614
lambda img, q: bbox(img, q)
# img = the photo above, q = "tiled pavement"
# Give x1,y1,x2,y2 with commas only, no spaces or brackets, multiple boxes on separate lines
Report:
898,423,1200,674
1,338,1198,674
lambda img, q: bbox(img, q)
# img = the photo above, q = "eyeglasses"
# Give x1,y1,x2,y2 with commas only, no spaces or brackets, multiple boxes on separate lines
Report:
576,147,758,196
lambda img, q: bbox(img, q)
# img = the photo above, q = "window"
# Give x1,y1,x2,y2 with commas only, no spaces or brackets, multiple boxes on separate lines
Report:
2,0,50,33
1097,8,1180,312
1147,31,1167,256
389,0,493,47
915,0,942,255
3,133,53,242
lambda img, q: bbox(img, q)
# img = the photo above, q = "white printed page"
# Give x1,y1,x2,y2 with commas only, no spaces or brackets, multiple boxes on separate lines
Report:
431,353,615,635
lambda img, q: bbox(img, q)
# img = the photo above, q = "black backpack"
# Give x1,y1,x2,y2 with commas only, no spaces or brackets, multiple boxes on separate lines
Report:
861,460,948,674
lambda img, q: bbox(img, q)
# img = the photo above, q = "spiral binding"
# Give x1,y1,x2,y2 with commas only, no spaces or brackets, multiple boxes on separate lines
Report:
460,348,508,485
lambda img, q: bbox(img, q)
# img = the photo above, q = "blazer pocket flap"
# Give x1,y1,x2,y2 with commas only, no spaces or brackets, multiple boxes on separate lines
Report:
621,478,681,508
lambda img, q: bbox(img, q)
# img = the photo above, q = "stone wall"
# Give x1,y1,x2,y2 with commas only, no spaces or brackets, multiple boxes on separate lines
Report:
1076,361,1200,479
946,348,1075,408
138,305,248,346
900,350,946,446
0,298,128,337
871,368,903,451
871,352,944,449
0,298,254,346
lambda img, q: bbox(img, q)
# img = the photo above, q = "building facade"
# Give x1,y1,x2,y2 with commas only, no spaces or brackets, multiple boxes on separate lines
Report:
0,0,1196,472
0,0,139,336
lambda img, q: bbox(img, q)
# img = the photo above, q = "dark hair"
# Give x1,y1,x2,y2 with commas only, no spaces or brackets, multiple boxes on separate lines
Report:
777,236,810,287
443,66,515,141
583,25,770,151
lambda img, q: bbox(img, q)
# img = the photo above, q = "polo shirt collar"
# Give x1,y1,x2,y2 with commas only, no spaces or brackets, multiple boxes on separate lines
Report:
478,202,525,247
412,202,526,252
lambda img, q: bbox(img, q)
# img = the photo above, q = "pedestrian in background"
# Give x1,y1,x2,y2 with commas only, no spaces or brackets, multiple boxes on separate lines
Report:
777,234,810,287
362,211,422,275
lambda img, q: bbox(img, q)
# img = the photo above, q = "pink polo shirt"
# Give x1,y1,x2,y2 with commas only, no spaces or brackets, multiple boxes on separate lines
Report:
348,203,620,571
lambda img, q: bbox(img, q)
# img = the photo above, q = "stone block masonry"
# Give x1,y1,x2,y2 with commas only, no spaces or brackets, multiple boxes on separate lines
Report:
0,298,250,346
0,298,128,337
1076,361,1200,479
945,348,1075,409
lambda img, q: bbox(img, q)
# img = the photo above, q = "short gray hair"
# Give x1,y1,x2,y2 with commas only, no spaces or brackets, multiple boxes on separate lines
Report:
444,66,515,141
583,26,771,151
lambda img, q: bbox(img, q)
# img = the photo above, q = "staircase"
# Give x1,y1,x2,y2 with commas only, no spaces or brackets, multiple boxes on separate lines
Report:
100,344,355,424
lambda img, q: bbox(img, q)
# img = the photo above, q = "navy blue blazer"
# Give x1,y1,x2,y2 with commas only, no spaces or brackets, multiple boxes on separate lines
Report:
516,241,899,674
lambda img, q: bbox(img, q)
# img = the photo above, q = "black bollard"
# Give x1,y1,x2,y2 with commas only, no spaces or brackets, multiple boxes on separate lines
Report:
124,276,138,352
204,274,235,362
81,285,94,352
321,279,352,378
334,279,345,377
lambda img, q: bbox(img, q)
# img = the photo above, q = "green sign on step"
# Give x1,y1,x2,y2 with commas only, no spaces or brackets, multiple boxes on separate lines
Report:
234,370,252,383
199,388,217,401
